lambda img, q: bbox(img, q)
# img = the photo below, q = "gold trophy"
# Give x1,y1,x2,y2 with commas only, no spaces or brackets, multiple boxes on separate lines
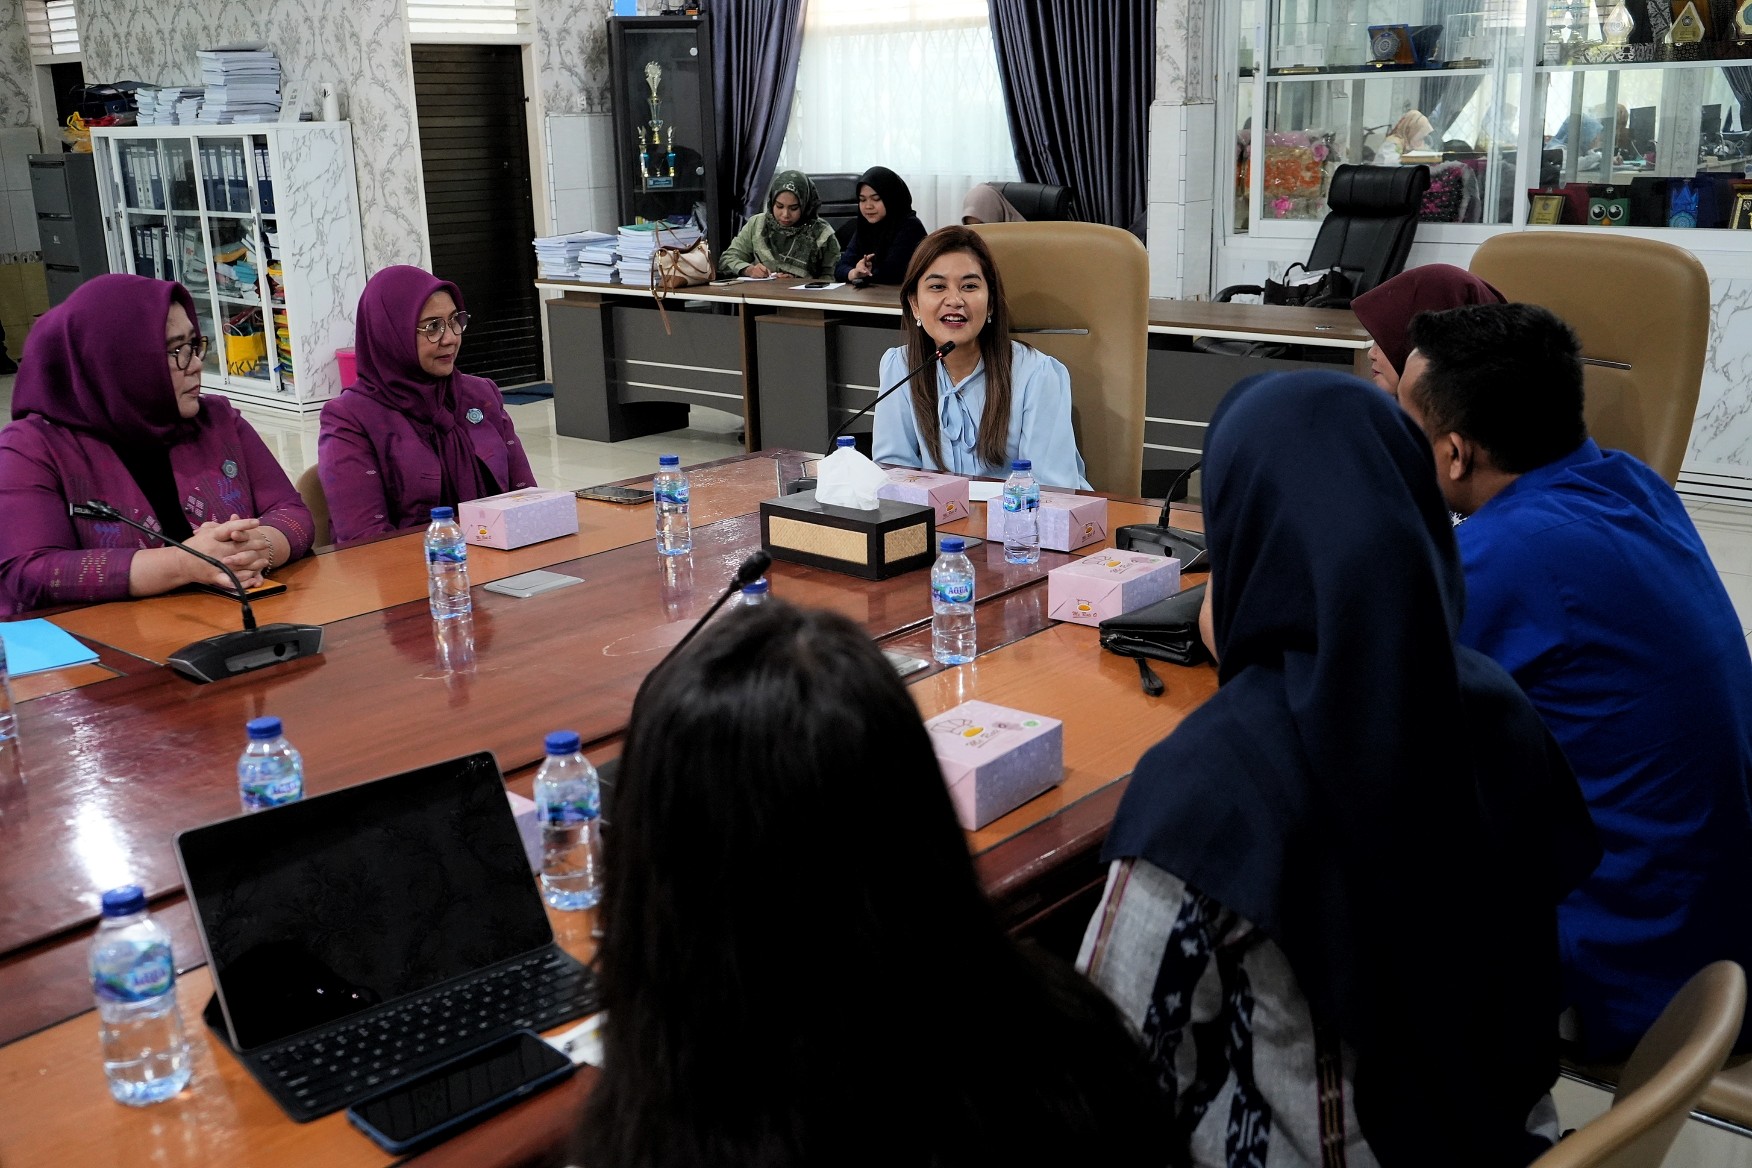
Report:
643,61,673,189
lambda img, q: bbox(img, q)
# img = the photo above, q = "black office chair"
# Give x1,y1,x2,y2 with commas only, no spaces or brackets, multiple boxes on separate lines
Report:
990,182,1076,221
811,172,863,248
1212,163,1431,306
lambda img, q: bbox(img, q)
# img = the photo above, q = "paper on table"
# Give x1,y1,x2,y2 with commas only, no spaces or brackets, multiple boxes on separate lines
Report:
0,619,99,676
790,282,846,290
968,480,1005,503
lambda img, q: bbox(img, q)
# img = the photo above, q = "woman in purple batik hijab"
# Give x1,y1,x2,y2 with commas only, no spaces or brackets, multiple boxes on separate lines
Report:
0,275,314,616
318,266,536,544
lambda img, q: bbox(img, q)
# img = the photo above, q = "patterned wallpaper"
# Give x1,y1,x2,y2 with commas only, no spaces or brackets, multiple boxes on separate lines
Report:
80,0,426,271
1155,0,1213,106
536,0,614,115
0,0,36,128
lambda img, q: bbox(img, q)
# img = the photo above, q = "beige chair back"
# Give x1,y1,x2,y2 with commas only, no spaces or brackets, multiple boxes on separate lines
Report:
1532,961,1746,1168
970,222,1147,495
1468,232,1708,485
295,465,331,549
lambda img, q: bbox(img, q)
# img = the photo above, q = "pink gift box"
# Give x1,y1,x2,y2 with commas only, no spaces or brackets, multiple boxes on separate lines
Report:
460,488,581,550
877,469,971,526
1047,550,1180,626
984,490,1109,552
925,700,1064,830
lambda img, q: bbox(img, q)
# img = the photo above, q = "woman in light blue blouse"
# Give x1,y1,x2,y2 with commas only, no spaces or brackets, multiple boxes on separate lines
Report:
871,226,1090,490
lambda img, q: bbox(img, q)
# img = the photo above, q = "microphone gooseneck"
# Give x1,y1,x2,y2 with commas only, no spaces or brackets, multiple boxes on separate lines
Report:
666,550,774,663
830,340,957,443
1155,460,1202,527
70,500,258,630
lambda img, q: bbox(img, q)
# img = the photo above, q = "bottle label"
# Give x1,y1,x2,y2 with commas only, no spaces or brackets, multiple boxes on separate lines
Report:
94,942,174,1003
933,577,974,604
655,483,689,506
540,792,600,824
241,772,302,809
426,546,467,565
1002,487,1039,513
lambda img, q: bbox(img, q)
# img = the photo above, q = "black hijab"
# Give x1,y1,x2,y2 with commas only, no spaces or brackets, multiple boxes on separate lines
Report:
850,165,916,256
1104,371,1598,1168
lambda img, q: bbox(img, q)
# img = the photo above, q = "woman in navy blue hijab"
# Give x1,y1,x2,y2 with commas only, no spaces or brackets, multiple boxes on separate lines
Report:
1080,370,1599,1168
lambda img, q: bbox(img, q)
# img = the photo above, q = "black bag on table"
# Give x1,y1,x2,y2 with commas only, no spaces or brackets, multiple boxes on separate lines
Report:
1098,583,1210,696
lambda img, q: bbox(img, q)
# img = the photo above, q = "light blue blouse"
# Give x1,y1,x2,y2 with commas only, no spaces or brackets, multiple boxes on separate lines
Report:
870,341,1090,490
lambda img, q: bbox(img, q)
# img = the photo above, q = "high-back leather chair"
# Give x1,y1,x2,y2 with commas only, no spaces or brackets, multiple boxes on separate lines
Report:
1469,232,1708,485
1534,961,1745,1168
990,182,1075,221
970,222,1147,495
811,172,862,248
295,464,331,548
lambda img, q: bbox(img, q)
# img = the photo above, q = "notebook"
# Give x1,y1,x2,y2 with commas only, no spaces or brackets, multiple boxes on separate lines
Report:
176,752,600,1122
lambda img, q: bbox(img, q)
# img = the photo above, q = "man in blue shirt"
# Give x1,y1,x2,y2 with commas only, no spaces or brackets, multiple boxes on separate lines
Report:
1397,302,1752,1059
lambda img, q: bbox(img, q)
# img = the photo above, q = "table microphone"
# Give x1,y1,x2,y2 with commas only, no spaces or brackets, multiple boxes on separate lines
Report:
1112,461,1209,571
69,501,324,684
787,341,957,495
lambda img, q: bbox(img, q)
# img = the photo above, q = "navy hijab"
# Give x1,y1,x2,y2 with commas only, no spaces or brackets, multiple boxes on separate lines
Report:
1104,371,1598,1168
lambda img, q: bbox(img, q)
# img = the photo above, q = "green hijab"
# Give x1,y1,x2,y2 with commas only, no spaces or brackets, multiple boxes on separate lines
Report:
757,170,824,259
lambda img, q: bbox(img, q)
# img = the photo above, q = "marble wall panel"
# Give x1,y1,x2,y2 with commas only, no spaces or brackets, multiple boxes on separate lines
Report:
1690,279,1752,475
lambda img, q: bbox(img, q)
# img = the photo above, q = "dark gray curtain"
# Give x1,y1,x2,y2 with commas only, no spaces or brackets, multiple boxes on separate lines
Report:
708,0,809,226
1418,0,1483,143
987,1,1154,234
1725,69,1752,135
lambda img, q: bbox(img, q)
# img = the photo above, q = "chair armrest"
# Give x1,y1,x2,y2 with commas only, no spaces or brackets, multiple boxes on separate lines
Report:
1213,284,1263,303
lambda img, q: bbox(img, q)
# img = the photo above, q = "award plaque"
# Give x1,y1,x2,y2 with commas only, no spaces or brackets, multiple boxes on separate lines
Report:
1735,0,1752,42
1367,24,1417,66
1732,192,1752,231
1529,192,1566,225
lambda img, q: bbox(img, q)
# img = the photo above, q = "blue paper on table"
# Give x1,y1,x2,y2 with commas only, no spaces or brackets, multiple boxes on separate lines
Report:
0,619,99,676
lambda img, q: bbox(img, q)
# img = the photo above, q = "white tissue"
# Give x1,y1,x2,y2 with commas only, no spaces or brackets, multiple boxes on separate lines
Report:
815,445,891,510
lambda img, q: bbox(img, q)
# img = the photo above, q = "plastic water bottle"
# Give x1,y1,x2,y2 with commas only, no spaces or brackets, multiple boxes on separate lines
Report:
534,731,602,911
730,577,769,609
654,455,691,556
931,536,977,665
0,638,21,791
237,716,303,812
425,506,473,620
836,435,856,451
1002,459,1041,565
90,886,192,1106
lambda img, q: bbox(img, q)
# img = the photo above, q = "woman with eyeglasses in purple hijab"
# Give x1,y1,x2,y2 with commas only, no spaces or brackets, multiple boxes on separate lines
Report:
318,266,536,545
0,274,314,616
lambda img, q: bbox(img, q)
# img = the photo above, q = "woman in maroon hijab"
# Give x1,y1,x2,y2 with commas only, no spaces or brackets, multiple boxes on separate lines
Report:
1351,264,1505,399
318,266,536,544
0,275,314,616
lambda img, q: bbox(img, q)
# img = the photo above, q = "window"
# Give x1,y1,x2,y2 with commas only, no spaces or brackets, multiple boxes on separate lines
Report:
405,0,529,42
776,0,1019,231
25,0,80,60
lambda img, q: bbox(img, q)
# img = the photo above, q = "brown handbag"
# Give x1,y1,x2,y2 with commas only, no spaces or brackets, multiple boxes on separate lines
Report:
649,228,713,334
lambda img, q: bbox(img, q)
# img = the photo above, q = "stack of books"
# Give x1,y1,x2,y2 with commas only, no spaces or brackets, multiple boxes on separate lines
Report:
532,231,614,279
580,237,618,282
615,221,701,285
195,46,282,123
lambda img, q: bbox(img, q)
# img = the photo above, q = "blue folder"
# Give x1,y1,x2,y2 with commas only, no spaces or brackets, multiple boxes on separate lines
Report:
0,619,100,677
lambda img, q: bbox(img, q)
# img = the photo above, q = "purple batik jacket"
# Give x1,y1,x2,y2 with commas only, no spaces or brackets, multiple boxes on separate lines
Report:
316,381,536,545
0,395,315,615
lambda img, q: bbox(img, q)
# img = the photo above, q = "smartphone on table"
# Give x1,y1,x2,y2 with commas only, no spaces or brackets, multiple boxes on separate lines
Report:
346,1029,574,1154
576,484,655,505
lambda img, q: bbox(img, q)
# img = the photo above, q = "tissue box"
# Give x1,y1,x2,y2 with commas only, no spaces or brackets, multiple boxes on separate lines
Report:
984,491,1109,552
506,790,542,873
926,700,1064,830
460,488,580,550
1047,550,1180,626
759,490,936,580
878,469,971,526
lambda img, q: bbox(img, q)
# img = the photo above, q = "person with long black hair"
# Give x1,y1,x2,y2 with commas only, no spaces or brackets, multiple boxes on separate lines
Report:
1081,370,1599,1168
579,601,1164,1168
833,165,927,285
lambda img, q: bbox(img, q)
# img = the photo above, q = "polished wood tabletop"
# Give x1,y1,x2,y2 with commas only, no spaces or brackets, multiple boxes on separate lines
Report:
1147,297,1369,345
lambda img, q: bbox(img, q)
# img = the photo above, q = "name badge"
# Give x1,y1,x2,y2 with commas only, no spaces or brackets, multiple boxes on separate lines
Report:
222,459,239,479
466,407,484,425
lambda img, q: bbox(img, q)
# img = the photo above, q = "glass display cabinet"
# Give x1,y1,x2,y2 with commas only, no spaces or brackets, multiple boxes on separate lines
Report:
609,15,725,248
1233,0,1752,233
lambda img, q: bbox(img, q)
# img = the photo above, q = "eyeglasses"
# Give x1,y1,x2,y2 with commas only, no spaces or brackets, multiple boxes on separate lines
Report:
167,336,210,372
415,312,471,343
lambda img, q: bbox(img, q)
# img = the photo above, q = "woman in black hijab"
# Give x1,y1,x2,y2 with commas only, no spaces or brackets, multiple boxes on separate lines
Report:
833,165,928,285
1080,370,1599,1168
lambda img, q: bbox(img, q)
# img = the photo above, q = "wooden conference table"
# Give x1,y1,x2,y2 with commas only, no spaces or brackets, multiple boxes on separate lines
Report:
0,449,1213,1167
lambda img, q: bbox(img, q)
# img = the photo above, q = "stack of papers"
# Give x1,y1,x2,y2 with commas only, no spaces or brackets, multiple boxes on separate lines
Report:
614,222,701,284
136,87,203,126
195,46,282,123
580,237,618,282
532,231,614,279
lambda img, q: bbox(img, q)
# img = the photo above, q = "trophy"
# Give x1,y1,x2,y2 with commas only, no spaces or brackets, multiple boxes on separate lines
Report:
642,61,673,189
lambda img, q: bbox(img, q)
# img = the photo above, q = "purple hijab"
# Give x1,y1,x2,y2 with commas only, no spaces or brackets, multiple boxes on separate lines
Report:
352,266,493,507
13,274,200,442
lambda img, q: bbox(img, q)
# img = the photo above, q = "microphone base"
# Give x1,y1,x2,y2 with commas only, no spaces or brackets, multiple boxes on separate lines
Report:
167,623,325,684
1113,524,1209,572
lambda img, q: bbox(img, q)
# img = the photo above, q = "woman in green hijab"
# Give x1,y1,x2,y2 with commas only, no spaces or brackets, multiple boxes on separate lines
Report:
718,170,840,281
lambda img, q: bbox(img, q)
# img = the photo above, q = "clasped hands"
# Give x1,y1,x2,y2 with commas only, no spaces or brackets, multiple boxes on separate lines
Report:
187,514,272,589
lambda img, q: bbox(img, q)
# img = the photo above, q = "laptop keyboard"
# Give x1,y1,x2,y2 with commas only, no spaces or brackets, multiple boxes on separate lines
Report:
249,947,600,1121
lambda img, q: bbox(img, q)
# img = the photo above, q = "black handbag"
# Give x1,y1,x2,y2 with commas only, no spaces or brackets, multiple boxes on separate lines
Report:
1261,263,1354,309
1099,583,1210,696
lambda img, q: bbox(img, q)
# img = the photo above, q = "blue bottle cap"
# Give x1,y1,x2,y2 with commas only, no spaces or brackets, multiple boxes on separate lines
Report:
835,436,856,448
940,536,966,553
545,730,582,755
246,716,282,740
659,454,680,467
430,506,455,520
1010,459,1032,471
742,577,769,594
100,886,147,917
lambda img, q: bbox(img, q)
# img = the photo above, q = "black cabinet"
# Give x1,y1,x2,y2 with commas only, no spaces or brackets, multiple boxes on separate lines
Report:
30,153,107,306
608,15,724,249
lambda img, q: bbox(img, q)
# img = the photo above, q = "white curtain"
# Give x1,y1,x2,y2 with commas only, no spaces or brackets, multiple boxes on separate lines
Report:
775,0,1019,232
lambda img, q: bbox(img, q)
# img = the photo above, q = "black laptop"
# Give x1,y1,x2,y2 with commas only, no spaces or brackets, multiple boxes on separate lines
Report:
176,752,600,1122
